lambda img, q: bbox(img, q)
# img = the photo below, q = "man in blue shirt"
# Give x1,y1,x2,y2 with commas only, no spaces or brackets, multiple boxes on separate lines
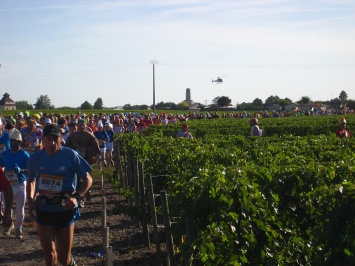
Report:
1,128,30,239
27,124,92,266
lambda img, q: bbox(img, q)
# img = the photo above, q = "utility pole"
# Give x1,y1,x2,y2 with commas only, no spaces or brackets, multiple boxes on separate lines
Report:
150,60,158,113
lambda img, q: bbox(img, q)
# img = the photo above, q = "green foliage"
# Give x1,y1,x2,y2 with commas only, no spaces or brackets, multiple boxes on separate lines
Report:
93,97,104,109
339,90,348,101
156,101,177,110
217,96,232,107
265,95,280,105
299,96,311,104
34,94,54,109
15,100,33,110
116,115,355,265
177,101,190,110
80,101,93,109
252,98,263,106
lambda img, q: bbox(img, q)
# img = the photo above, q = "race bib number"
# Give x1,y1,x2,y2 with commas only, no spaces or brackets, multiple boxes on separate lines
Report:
5,171,18,184
38,174,63,194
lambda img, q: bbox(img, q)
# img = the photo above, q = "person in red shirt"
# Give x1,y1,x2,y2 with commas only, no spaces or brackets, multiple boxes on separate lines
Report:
336,117,351,138
0,168,14,235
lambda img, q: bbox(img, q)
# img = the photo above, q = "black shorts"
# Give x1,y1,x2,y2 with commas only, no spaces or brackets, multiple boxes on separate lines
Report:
36,208,80,228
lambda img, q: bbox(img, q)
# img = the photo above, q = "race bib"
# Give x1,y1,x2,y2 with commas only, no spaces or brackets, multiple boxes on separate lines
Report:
5,171,18,184
38,174,63,194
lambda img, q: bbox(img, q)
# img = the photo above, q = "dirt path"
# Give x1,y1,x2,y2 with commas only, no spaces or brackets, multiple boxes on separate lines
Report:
0,175,162,266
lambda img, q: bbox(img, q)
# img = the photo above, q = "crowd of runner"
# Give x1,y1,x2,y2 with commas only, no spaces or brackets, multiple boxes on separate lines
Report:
0,108,351,265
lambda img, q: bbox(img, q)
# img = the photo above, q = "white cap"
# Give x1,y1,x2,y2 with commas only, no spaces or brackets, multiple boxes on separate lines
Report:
45,118,52,124
8,128,22,142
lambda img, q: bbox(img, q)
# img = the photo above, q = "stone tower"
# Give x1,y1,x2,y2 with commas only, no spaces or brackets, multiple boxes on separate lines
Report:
185,88,193,105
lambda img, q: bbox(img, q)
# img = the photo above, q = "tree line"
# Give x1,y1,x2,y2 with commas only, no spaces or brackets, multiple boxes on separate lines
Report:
16,95,105,110
15,90,353,111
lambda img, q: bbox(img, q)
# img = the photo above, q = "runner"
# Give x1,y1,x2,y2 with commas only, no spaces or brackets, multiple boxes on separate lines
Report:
336,117,351,138
64,118,99,203
104,122,115,167
250,118,262,137
0,122,12,221
0,123,11,158
0,128,30,239
0,168,13,234
15,119,25,132
63,121,77,144
27,124,92,266
113,117,126,134
176,124,193,139
94,121,109,169
20,117,43,154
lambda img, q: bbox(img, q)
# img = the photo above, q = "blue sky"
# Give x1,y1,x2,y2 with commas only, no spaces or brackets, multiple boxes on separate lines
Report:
1,0,354,108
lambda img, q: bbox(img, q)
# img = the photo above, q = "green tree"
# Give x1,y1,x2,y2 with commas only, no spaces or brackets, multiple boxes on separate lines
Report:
265,95,280,105
156,101,166,109
123,104,133,110
278,99,290,107
346,100,355,110
176,101,190,110
212,96,221,105
217,96,232,107
252,98,263,106
16,101,33,110
238,102,253,109
339,90,348,101
93,97,104,109
156,101,177,110
299,96,311,104
34,95,54,109
80,101,93,109
284,97,292,104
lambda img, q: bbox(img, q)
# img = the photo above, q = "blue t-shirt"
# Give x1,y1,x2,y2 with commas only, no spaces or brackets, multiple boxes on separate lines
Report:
0,149,30,184
28,146,92,212
0,132,11,157
94,130,109,148
105,129,115,142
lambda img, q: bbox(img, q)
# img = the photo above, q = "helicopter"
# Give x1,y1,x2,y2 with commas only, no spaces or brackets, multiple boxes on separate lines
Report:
212,77,225,84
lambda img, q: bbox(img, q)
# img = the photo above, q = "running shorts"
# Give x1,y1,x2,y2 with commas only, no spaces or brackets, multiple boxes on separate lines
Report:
105,142,113,151
36,208,80,228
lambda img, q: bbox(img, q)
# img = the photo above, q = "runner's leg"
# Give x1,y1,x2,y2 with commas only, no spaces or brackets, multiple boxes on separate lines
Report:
15,183,26,229
37,224,57,266
56,223,74,265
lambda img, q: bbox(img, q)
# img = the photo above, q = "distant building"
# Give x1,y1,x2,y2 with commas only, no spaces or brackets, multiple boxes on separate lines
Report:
267,104,281,112
285,102,328,112
284,103,300,111
184,88,193,106
0,92,16,110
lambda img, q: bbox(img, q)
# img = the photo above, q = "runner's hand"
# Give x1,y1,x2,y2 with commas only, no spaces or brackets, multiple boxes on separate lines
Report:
27,198,36,219
62,197,77,209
